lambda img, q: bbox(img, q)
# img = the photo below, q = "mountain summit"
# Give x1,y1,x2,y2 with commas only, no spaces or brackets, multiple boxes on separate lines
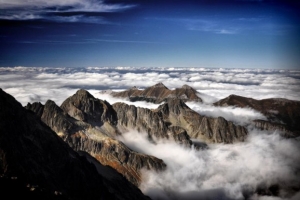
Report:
108,83,203,103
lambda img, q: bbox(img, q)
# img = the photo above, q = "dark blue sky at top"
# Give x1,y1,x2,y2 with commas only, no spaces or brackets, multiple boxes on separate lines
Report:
0,0,299,69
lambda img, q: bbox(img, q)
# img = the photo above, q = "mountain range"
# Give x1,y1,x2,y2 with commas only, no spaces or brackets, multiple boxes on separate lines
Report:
1,83,299,199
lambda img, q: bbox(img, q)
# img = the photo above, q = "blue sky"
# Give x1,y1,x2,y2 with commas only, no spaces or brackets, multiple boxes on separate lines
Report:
0,0,299,69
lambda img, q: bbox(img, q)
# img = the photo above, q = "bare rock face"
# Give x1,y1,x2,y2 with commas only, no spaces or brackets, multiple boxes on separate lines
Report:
26,90,166,187
26,100,78,135
157,99,248,143
0,88,151,200
253,120,295,137
61,89,117,126
112,102,193,146
110,83,202,103
214,95,300,137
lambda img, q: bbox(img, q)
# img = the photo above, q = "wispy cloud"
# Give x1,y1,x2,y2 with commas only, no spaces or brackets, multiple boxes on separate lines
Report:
186,19,239,34
147,15,296,36
84,39,168,44
0,0,136,23
18,38,166,45
148,17,240,35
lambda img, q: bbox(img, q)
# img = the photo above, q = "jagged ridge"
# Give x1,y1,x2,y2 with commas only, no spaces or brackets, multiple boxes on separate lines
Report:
26,89,166,187
156,99,248,143
214,94,300,137
109,83,203,103
112,102,193,146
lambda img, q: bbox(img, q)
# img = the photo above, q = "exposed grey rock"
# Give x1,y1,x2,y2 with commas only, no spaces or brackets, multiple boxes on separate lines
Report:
214,94,300,137
110,83,203,103
253,119,296,137
112,102,193,146
29,100,79,135
61,89,117,127
157,99,248,143
26,90,166,187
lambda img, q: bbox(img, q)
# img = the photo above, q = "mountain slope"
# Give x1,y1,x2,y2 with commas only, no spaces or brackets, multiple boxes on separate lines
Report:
214,94,300,137
26,89,166,186
0,88,151,200
156,99,248,143
112,102,194,147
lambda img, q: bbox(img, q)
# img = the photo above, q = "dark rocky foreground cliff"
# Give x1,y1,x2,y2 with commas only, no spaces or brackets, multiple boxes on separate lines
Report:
107,82,203,103
214,94,300,137
0,88,151,200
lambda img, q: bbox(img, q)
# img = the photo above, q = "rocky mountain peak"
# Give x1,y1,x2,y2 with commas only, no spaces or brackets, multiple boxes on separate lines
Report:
158,98,191,115
25,101,44,117
60,89,117,126
130,86,139,90
74,88,94,99
181,84,194,90
110,83,202,103
153,82,168,89
215,94,255,107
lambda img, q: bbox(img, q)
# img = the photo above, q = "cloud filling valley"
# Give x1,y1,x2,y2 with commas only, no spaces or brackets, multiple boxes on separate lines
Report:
1,66,300,200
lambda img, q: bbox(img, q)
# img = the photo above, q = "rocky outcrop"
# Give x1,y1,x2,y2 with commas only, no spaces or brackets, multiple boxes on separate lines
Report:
253,120,295,137
214,95,300,137
156,99,248,143
0,88,151,200
112,102,193,146
26,90,166,187
112,98,247,144
61,89,118,127
109,83,203,103
26,100,79,135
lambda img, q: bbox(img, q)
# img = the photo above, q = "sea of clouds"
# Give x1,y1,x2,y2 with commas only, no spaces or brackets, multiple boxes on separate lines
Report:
118,129,300,200
1,66,300,200
1,66,299,106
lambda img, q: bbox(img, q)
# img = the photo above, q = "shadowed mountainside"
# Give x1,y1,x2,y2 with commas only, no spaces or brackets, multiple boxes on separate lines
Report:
0,88,151,200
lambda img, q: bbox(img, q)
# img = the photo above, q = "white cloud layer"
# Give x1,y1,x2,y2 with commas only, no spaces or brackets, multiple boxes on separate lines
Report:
0,66,299,106
117,129,300,200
